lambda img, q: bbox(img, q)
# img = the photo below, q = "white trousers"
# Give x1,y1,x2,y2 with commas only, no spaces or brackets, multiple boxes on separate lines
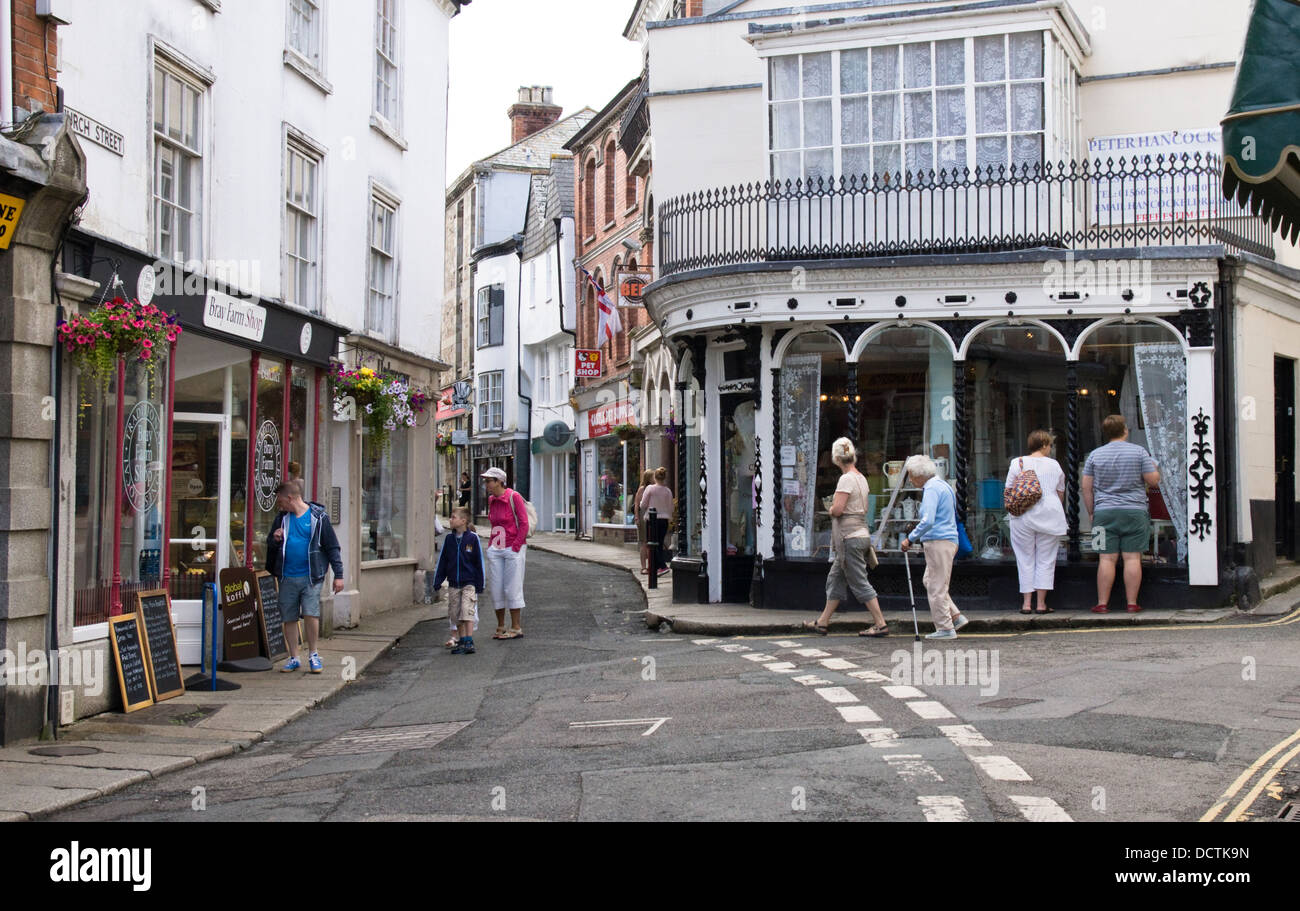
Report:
486,545,527,612
1010,521,1058,593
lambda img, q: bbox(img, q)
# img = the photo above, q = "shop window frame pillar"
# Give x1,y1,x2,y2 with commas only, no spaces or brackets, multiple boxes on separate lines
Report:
245,352,260,569
1065,361,1082,561
953,360,969,526
109,360,127,615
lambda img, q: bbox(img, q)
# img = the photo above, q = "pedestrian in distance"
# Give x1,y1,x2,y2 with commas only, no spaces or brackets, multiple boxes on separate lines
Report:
433,506,485,655
899,454,968,639
483,466,528,639
639,467,674,576
1005,429,1068,614
458,471,472,508
802,438,890,637
1082,414,1160,613
634,469,654,574
266,480,345,673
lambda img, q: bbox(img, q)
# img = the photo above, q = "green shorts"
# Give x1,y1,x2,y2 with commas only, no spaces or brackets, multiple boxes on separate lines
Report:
1091,509,1151,554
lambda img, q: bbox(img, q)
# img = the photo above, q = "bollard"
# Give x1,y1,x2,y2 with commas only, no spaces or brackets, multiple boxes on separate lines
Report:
647,507,659,589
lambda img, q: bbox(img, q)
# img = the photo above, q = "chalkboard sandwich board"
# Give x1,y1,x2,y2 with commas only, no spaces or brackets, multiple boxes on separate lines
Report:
254,572,288,661
219,568,262,662
135,590,186,702
109,614,154,713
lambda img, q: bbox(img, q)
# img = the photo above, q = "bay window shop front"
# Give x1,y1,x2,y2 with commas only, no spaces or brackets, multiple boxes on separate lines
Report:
66,235,344,663
661,271,1221,611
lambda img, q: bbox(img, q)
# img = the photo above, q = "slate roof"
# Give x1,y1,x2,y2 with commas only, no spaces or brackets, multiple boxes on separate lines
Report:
522,155,577,262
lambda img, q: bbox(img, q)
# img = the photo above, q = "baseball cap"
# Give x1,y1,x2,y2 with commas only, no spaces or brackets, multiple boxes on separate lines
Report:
480,467,507,482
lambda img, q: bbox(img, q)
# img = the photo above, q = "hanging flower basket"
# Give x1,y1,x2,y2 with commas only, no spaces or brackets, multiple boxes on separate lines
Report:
330,362,428,450
612,423,644,442
57,297,181,390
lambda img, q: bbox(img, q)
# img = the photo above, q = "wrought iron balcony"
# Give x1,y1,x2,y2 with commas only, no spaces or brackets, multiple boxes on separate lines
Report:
619,71,650,162
657,154,1274,279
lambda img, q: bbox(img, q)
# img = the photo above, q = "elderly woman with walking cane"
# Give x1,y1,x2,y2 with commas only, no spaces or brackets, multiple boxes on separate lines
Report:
899,454,969,640
801,438,890,637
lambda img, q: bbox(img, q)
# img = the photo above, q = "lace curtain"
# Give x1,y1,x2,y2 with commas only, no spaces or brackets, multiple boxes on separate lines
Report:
1134,343,1189,562
780,354,822,557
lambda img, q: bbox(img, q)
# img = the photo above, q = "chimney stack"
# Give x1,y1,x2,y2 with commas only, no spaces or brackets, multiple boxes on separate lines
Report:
508,86,562,144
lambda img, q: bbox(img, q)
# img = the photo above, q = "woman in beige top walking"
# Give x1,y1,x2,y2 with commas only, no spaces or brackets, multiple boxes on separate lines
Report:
633,469,654,574
639,467,675,576
802,438,889,637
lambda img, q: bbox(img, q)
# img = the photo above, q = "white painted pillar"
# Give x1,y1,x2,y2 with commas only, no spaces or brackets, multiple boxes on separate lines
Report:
1186,347,1218,585
705,346,723,602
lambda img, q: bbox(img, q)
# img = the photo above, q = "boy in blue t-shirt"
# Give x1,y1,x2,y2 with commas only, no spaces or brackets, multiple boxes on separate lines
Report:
432,507,486,654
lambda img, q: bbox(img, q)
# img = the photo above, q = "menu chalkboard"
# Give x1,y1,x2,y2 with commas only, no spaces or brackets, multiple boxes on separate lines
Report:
255,572,287,660
135,590,185,702
109,615,154,713
219,567,262,661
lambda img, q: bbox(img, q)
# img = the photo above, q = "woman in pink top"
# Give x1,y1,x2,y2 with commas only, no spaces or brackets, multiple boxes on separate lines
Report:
639,467,674,576
482,467,528,639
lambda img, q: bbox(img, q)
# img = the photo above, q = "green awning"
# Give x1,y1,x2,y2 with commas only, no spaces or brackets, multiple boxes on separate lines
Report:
1222,0,1300,244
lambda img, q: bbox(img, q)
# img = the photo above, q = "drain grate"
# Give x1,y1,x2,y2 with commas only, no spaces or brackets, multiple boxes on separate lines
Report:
978,697,1044,709
305,721,472,757
1277,802,1298,821
28,745,102,757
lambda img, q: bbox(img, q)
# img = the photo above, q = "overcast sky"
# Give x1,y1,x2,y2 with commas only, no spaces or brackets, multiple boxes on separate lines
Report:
446,0,645,182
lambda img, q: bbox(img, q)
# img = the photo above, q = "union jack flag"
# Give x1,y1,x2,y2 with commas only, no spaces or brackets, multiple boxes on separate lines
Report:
581,267,622,347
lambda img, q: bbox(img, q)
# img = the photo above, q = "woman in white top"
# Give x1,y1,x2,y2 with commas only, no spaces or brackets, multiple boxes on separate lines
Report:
1005,429,1068,614
802,438,889,637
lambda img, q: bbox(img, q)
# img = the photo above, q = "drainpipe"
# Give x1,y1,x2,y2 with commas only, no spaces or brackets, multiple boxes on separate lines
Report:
515,235,531,501
0,0,13,125
555,217,579,538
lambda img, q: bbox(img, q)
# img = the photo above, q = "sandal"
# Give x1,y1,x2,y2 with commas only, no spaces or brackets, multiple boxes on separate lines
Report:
444,637,459,648
1019,608,1034,615
498,629,524,640
800,621,829,636
1035,607,1054,614
492,628,509,640
859,625,889,638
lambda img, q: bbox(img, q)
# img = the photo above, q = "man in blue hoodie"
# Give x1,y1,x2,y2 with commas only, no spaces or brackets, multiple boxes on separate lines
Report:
266,481,344,673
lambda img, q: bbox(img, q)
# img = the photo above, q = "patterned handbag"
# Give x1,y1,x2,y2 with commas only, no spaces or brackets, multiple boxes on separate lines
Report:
1003,457,1043,517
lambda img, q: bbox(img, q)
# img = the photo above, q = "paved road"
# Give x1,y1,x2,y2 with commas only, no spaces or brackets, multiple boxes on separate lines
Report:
50,550,1300,822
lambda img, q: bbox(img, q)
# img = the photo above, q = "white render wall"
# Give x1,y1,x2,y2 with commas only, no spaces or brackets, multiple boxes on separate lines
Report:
57,0,453,360
473,249,524,435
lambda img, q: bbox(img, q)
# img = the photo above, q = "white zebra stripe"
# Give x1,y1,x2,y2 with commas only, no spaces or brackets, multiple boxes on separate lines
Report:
886,754,944,783
857,727,901,748
763,662,798,673
814,687,859,704
918,795,971,822
972,756,1032,782
818,658,859,670
792,674,834,686
905,700,957,720
938,725,992,749
835,705,881,724
882,685,927,699
847,670,892,683
1009,795,1073,822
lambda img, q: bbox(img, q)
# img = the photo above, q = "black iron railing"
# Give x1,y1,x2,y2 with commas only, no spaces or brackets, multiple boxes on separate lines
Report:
658,154,1274,278
619,71,650,158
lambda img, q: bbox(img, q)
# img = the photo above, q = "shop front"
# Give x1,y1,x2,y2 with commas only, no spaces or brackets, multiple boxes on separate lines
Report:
435,382,471,518
64,232,346,666
652,254,1229,610
532,421,578,533
468,439,521,522
579,396,641,545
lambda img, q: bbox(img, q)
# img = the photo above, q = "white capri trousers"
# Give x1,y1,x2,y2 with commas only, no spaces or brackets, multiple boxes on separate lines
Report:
1009,521,1058,593
486,545,527,612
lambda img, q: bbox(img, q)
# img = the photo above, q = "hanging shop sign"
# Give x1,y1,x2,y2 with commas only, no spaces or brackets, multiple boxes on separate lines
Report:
122,401,164,513
576,349,602,378
451,429,469,446
437,385,470,421
616,269,652,308
0,192,27,251
588,400,636,439
254,421,283,512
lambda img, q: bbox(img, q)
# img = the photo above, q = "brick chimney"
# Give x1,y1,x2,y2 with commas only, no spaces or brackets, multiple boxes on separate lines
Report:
508,86,562,144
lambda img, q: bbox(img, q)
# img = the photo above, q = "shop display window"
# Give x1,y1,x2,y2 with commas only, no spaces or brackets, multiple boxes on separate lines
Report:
362,424,409,560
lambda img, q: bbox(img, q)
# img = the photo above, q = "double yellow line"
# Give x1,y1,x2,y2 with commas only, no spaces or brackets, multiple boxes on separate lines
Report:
1202,727,1300,822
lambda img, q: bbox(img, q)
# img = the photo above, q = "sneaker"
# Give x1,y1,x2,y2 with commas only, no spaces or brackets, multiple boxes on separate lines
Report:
953,614,969,630
657,567,670,576
925,629,958,640
308,653,322,673
452,637,475,655
280,657,301,672
1126,604,1142,614
1091,604,1110,614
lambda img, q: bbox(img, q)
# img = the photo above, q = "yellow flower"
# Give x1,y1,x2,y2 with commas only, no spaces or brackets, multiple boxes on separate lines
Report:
360,367,375,378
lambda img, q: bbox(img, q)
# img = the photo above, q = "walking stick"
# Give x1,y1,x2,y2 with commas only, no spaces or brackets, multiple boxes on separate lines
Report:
903,546,921,641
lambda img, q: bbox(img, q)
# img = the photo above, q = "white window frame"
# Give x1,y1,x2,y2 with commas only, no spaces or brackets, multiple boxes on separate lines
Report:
557,344,571,403
284,128,324,312
367,184,400,342
151,51,211,265
539,348,551,405
765,27,1069,185
374,0,401,127
478,371,504,431
287,0,322,70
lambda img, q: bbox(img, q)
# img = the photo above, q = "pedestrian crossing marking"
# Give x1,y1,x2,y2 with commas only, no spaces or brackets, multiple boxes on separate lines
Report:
792,674,833,686
886,754,944,783
836,705,881,723
857,727,901,748
905,700,957,720
818,658,859,670
971,755,1032,782
763,662,798,673
814,686,858,704
918,795,970,822
1009,795,1073,822
939,725,992,749
882,685,926,699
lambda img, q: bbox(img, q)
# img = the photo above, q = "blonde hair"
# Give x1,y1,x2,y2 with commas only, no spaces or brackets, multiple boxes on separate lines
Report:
451,506,472,529
654,466,668,483
640,469,655,486
831,437,856,466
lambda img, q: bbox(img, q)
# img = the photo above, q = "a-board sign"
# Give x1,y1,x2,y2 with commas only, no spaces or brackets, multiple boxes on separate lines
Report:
255,572,287,660
219,567,262,661
135,590,185,702
108,615,154,713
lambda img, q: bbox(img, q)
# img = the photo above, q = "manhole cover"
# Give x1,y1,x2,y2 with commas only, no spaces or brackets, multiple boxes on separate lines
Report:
584,693,627,703
305,721,472,757
978,697,1044,709
28,745,102,757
